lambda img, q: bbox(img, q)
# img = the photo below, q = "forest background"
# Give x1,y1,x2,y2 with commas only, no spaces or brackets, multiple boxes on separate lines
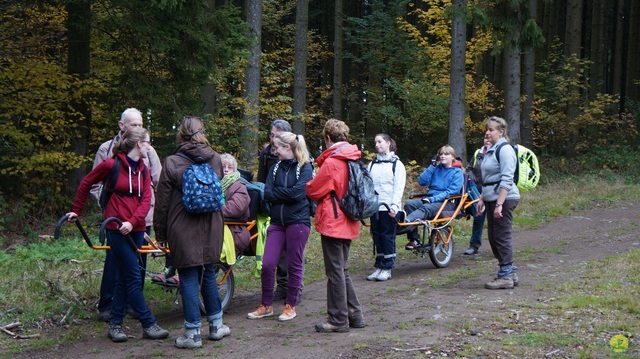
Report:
1,0,639,239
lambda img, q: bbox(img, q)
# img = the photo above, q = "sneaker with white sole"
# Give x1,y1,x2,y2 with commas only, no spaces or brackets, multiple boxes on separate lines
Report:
108,324,128,343
175,328,202,349
142,323,169,340
208,323,231,340
484,276,514,290
278,304,297,321
376,269,391,281
247,305,274,319
366,268,382,281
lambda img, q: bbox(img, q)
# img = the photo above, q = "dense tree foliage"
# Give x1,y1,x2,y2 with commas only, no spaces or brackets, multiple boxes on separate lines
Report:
1,0,638,233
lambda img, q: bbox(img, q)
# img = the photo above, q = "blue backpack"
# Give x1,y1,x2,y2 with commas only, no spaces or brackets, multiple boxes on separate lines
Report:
176,152,224,214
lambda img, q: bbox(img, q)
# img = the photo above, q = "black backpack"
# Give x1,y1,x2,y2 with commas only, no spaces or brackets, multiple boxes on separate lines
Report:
330,145,379,221
98,157,146,212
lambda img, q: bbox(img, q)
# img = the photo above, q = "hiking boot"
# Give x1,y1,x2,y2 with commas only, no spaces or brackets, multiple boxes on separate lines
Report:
108,324,128,343
405,240,419,250
166,275,180,285
349,316,365,329
513,273,519,287
98,310,111,322
151,273,166,283
278,304,297,322
376,269,392,281
247,305,274,319
484,276,514,290
142,323,169,340
315,322,349,333
175,328,202,349
208,323,231,341
366,268,382,281
463,247,478,255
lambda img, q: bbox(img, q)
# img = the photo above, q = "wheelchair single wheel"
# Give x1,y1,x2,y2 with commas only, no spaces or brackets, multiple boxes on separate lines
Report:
428,226,453,268
215,262,234,312
197,263,235,315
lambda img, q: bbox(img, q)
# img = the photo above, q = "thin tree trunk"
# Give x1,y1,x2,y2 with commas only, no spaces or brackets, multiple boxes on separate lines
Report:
292,0,309,135
564,0,583,157
66,0,91,195
448,0,467,162
332,0,344,119
241,0,262,167
521,0,536,148
504,47,521,144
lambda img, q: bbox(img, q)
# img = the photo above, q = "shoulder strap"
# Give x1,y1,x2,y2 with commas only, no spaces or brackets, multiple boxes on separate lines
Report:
495,142,509,164
176,151,195,163
370,158,397,175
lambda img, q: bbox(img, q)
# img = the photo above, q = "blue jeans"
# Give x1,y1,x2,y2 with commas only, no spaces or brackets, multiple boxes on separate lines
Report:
469,211,486,249
107,230,155,327
178,264,222,329
370,211,396,270
262,223,310,306
98,227,148,313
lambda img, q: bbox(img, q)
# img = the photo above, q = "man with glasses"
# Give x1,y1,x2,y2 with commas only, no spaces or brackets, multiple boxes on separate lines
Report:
90,108,162,322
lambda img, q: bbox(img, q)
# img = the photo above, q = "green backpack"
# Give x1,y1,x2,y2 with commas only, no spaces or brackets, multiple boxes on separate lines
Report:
495,143,540,192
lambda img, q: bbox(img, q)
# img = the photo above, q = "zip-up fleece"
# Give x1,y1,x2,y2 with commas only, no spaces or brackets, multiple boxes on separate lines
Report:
264,159,312,227
73,153,151,231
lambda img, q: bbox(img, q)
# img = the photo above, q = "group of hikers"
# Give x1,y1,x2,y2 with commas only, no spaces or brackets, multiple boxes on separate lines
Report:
67,110,520,348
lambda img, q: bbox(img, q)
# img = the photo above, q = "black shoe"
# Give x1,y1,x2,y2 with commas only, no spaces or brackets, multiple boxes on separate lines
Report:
395,210,406,223
98,310,111,322
349,317,365,328
463,247,478,255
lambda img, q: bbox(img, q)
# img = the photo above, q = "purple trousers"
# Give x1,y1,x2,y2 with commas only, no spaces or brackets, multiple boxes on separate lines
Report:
261,223,310,307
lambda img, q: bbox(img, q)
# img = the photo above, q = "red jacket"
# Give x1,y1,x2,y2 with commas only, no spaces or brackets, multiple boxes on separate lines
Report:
72,153,151,231
306,142,361,240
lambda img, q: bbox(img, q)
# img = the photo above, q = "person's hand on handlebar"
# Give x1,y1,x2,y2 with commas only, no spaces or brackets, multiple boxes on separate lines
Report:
66,212,79,222
119,221,133,235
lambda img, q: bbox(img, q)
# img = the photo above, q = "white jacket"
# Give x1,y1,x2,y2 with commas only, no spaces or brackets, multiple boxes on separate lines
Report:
368,152,406,212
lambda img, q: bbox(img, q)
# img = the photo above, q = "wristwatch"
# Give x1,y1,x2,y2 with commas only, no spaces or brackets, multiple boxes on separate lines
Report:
496,203,503,207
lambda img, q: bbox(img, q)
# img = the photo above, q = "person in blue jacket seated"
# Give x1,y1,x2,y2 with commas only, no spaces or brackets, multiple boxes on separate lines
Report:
399,145,464,250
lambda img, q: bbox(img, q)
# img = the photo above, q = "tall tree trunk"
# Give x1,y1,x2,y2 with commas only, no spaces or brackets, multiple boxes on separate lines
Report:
564,0,583,157
504,47,521,144
202,0,217,115
241,0,262,167
521,0,537,148
66,0,91,195
448,0,467,162
618,0,631,114
292,0,309,135
627,0,640,102
588,0,606,100
332,0,344,119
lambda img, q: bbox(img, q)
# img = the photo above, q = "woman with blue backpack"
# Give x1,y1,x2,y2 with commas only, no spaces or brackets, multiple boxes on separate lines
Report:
366,134,406,282
154,116,230,348
247,131,313,322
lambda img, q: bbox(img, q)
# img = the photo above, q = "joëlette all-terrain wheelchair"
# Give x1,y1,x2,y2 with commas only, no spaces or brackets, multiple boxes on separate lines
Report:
373,172,480,268
54,171,267,313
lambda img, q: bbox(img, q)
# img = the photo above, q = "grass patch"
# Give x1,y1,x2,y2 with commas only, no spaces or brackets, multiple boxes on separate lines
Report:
2,173,640,355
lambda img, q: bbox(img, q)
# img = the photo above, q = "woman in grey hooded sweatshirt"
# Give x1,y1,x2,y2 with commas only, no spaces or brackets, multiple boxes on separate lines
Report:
476,116,520,290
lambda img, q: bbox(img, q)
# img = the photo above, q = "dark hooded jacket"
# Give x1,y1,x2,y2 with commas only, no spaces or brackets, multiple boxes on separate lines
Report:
154,142,224,268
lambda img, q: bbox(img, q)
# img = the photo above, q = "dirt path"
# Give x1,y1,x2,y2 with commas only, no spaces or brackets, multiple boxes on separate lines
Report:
9,202,640,358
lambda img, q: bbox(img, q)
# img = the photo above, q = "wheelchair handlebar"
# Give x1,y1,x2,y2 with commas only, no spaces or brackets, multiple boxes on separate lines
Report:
54,214,94,247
